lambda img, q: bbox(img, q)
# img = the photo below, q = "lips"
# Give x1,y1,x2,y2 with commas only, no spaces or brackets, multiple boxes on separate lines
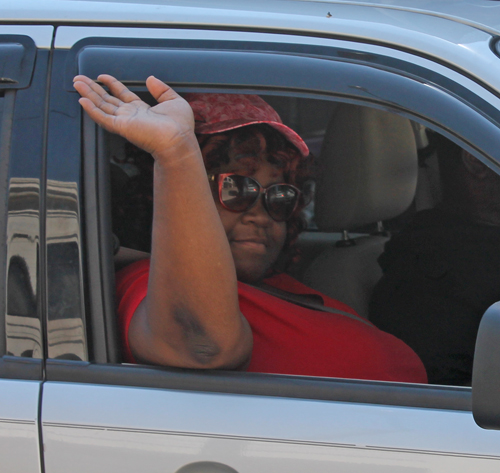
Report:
231,237,269,252
233,237,267,245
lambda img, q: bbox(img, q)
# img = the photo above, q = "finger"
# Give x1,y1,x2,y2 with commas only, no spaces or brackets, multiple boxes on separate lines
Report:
74,79,123,117
78,97,119,133
146,76,179,103
73,74,100,87
74,76,122,106
98,74,142,104
74,75,105,98
74,75,116,100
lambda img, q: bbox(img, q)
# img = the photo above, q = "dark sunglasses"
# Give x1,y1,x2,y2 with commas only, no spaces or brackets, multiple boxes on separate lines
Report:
208,173,302,222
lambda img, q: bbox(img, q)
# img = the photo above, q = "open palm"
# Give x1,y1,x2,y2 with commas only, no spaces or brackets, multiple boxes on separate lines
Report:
73,74,195,157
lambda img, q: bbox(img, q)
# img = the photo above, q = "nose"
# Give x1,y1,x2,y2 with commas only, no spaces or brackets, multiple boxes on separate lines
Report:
241,194,273,226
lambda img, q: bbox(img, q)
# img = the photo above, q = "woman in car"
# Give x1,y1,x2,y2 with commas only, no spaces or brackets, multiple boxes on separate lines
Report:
74,74,427,382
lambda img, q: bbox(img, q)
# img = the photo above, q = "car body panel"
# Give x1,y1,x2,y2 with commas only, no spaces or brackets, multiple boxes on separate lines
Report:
0,379,42,473
0,25,53,49
2,1,500,94
42,382,500,472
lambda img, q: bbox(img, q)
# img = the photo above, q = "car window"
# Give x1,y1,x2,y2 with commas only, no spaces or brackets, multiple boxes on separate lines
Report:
1,32,50,367
0,28,53,383
106,88,494,387
46,27,500,409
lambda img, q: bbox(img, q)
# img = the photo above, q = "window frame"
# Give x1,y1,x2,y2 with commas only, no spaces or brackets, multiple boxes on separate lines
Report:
51,33,500,412
0,90,13,362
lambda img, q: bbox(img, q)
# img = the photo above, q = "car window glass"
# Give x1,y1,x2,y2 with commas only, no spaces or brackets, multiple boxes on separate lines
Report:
3,39,50,362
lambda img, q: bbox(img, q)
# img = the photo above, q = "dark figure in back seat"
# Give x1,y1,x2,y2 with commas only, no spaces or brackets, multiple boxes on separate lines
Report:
370,134,500,386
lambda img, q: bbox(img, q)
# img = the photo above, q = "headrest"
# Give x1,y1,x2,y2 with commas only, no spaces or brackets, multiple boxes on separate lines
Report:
315,103,418,231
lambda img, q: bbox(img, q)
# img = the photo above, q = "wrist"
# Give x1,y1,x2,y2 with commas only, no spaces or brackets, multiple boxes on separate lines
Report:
152,131,202,168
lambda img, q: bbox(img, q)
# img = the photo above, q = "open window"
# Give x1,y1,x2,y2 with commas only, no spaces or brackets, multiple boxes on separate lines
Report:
51,32,493,404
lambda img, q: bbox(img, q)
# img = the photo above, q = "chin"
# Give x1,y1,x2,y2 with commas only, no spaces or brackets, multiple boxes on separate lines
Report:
236,268,265,284
235,261,271,284
233,251,279,284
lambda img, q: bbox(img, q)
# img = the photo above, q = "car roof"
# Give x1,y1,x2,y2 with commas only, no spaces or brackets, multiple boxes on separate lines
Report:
3,0,500,93
2,0,500,34
298,0,500,34
1,0,499,34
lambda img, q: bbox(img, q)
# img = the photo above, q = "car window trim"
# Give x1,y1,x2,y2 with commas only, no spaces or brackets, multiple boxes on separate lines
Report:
0,91,15,359
46,359,472,412
0,356,43,381
68,41,500,170
66,37,500,124
83,113,120,364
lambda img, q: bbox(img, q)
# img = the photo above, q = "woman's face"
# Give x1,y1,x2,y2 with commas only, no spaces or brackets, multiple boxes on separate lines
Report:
214,157,288,283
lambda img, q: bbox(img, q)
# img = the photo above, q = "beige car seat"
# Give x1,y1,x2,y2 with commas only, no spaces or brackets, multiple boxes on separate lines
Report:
303,103,418,319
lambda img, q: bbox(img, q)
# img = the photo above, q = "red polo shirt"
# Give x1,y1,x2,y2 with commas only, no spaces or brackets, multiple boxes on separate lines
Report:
116,259,427,383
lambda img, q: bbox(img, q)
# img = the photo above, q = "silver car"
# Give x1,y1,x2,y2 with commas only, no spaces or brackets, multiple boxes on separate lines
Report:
2,0,500,471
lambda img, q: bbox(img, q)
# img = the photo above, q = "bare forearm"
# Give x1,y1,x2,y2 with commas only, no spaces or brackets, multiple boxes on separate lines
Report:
129,138,252,368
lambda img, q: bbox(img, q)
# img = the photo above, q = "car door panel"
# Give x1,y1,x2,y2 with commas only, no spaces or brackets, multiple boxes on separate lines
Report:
0,379,42,473
41,381,500,472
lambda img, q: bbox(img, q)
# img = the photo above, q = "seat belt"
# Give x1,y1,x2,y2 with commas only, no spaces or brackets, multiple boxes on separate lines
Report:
255,283,373,327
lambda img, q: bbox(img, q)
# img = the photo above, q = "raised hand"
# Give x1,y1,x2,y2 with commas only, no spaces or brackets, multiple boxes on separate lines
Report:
73,74,196,160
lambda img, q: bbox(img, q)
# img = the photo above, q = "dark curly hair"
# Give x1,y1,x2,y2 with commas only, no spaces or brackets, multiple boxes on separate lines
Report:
197,124,315,271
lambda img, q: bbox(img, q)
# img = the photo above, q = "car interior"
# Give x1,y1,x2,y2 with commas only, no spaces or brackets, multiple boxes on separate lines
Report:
110,92,445,324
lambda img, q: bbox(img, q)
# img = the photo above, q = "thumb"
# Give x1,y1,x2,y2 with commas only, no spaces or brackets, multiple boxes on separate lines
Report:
146,76,179,103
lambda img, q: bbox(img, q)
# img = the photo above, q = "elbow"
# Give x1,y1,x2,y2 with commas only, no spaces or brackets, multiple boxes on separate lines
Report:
188,340,222,366
131,335,248,370
185,334,252,370
130,303,252,370
174,306,251,370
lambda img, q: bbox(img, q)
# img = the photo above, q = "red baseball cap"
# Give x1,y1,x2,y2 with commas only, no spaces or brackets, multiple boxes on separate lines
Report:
184,93,309,158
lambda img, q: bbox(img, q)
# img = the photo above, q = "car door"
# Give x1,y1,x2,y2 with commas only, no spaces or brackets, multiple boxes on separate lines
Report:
0,25,54,473
41,23,500,473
